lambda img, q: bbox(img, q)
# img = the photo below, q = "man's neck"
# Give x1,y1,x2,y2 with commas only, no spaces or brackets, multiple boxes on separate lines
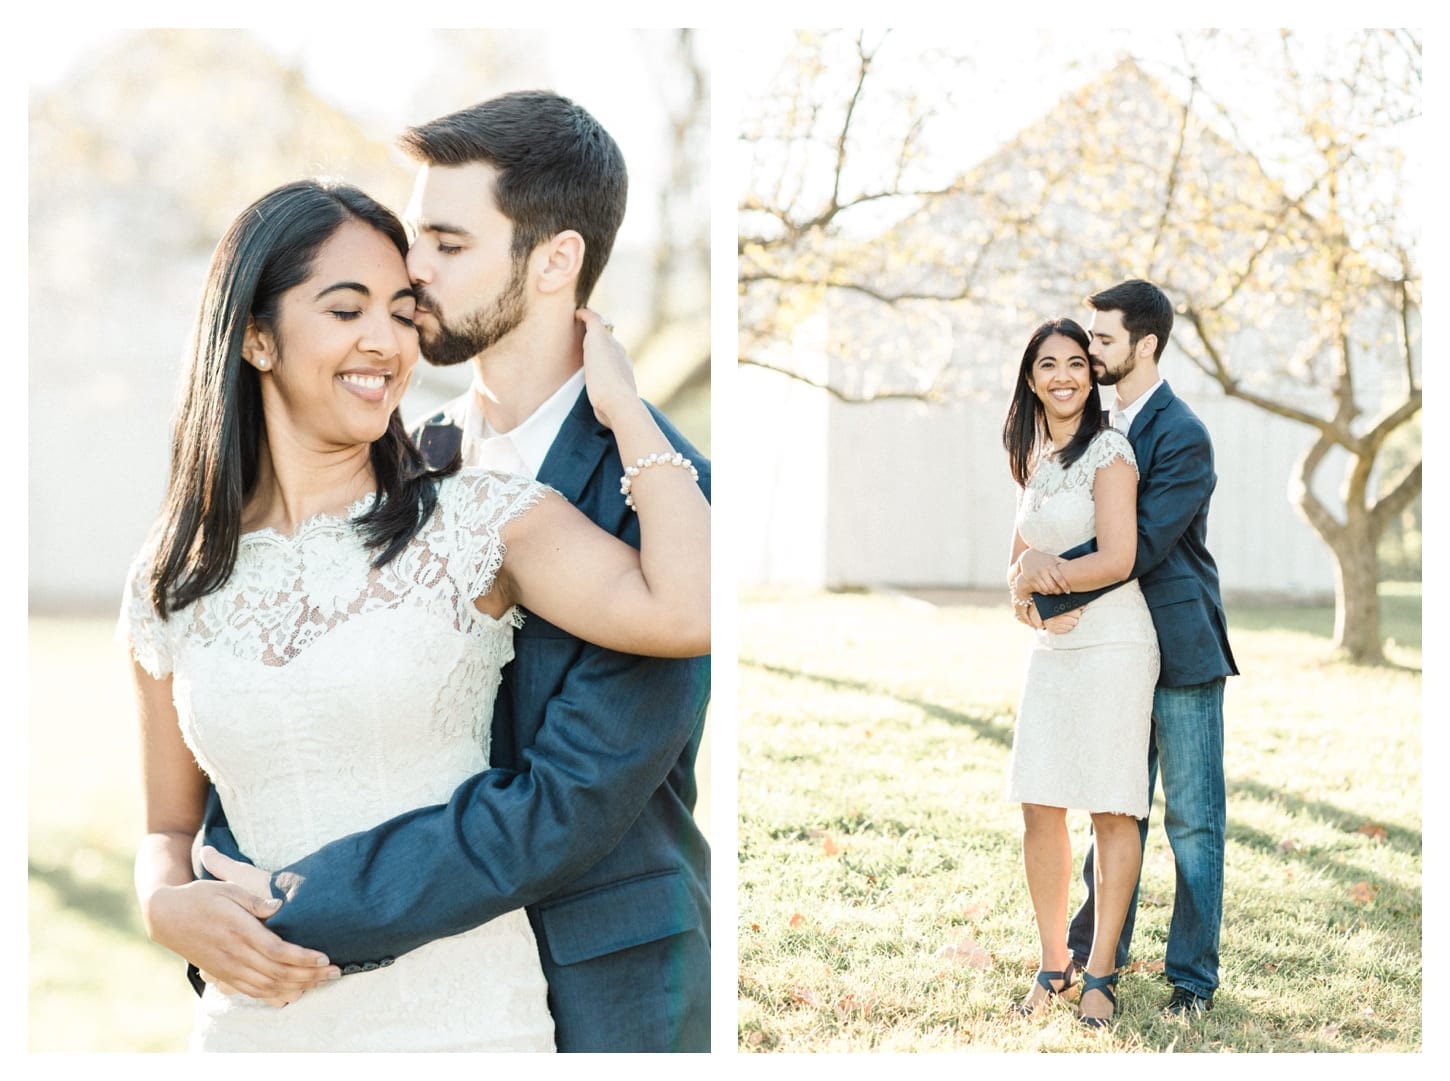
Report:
468,312,583,433
1112,361,1161,412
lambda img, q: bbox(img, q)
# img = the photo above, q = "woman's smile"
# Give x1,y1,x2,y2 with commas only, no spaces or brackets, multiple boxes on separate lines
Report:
336,369,394,403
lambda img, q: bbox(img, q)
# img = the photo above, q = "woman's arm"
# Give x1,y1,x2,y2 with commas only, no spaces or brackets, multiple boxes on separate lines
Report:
1007,528,1036,627
1009,527,1086,633
1019,455,1137,594
490,310,709,658
131,662,338,1003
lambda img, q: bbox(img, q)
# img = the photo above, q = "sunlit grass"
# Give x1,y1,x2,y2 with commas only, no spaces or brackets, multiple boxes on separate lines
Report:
738,586,1421,1052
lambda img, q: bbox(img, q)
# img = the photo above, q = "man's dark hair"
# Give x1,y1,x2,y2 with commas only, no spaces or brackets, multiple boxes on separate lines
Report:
1087,279,1174,361
400,91,627,305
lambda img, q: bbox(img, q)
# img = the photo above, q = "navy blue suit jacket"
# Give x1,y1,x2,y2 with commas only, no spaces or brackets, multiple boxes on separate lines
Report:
200,388,711,1051
1034,382,1237,687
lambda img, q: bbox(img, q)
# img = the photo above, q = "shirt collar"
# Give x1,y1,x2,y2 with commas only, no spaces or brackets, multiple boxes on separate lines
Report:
460,368,585,479
1113,376,1164,431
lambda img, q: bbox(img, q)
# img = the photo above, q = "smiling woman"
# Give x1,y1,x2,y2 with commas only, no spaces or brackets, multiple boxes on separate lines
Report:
239,219,423,523
113,170,709,1051
148,180,445,614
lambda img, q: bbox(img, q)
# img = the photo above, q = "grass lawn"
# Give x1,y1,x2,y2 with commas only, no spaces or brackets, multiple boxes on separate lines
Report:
737,585,1421,1053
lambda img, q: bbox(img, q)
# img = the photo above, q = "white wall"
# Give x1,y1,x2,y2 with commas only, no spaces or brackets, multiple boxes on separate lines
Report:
740,369,1337,599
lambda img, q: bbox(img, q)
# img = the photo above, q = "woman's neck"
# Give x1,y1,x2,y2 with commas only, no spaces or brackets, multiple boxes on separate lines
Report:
1045,413,1081,451
241,430,376,535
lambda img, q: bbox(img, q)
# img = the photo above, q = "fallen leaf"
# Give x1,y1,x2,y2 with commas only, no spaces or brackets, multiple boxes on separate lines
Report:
750,923,761,932
1263,962,1279,973
822,835,839,857
1278,838,1301,854
1356,823,1389,843
934,936,993,968
834,993,875,1019
1126,959,1167,973
789,985,819,1007
789,912,805,928
747,1031,765,1046
1349,881,1379,905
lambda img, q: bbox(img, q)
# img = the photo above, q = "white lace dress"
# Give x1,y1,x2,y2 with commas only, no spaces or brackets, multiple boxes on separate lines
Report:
1006,429,1159,817
119,469,556,1052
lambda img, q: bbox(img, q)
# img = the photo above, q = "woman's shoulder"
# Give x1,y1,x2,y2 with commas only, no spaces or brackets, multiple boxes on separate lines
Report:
1084,426,1137,471
435,468,556,530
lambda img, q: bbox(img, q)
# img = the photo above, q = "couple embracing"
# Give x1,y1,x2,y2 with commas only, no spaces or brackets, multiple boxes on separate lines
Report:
119,92,710,1052
1001,280,1238,1028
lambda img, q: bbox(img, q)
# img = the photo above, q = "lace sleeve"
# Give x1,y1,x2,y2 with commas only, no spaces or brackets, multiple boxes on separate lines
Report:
442,470,554,605
116,544,173,678
1085,428,1138,478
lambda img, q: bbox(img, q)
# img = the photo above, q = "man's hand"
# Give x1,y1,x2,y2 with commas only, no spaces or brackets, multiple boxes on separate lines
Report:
1042,607,1086,634
1018,548,1071,594
145,847,339,1007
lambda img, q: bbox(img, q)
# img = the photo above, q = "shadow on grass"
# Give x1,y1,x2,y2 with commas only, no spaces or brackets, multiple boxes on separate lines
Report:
1228,777,1421,857
742,659,1015,749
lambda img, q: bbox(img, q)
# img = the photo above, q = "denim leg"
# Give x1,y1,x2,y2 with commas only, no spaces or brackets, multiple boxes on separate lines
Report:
1154,679,1226,997
1068,732,1154,970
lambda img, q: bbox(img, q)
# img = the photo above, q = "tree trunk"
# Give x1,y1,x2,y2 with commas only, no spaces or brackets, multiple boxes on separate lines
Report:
1326,517,1385,664
1291,437,1388,666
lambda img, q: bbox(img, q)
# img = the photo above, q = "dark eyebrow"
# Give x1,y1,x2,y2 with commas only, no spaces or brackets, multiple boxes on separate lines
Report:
312,283,417,303
313,281,369,301
414,219,475,240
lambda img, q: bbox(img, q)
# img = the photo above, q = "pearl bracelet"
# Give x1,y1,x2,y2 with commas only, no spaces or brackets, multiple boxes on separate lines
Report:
620,451,699,510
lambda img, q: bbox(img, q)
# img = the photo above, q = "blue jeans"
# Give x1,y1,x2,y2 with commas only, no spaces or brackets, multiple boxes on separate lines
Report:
1068,678,1225,998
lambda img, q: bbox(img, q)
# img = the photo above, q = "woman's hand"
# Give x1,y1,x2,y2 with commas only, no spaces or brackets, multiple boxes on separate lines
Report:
143,870,339,1006
576,308,644,431
496,311,709,659
1019,548,1071,594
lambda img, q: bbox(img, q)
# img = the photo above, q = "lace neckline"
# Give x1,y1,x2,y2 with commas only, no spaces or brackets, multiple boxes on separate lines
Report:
239,492,378,544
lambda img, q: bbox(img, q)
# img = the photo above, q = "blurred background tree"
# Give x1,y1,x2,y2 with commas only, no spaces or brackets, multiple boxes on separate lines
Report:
738,28,1420,663
30,27,710,613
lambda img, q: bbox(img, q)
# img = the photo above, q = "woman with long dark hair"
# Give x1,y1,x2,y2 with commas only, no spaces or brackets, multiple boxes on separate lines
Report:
999,317,1157,1028
118,179,708,1051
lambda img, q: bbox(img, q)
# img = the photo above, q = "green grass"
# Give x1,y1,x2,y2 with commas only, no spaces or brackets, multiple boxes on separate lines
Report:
29,616,197,1051
737,586,1421,1052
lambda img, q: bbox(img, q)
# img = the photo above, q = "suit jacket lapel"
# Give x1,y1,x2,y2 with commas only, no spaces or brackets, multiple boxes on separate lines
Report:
537,389,611,503
1127,381,1175,445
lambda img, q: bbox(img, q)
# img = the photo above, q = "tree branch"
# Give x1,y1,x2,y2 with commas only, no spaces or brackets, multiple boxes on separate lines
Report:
1369,460,1422,536
1179,306,1339,436
738,354,946,404
1291,432,1342,538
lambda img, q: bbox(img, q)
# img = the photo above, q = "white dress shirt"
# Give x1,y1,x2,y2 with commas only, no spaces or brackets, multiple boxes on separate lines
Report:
1110,376,1164,434
458,368,586,480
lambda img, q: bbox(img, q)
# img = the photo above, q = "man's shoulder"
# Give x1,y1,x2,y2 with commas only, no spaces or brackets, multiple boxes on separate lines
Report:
1144,383,1211,444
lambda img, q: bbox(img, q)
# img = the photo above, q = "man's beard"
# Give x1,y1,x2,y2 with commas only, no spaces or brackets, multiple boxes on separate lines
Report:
1094,352,1134,387
416,259,528,367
